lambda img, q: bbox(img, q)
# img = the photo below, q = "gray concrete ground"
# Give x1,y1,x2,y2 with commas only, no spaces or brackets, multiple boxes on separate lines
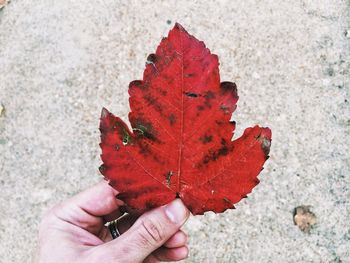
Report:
0,0,349,262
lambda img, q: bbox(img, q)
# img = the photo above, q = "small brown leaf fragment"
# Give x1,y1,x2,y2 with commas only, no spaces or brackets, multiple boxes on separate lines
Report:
293,205,317,233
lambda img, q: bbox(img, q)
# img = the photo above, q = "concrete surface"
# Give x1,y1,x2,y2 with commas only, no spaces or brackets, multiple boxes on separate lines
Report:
0,0,349,262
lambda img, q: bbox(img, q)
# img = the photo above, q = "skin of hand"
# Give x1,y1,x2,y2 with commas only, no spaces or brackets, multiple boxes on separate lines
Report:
33,181,190,263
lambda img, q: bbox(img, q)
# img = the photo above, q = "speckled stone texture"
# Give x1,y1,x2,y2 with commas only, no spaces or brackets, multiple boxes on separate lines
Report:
0,1,349,262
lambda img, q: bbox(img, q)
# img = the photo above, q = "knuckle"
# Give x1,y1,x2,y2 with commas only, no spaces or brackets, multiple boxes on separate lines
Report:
39,203,64,232
43,203,62,220
41,205,57,224
137,218,164,247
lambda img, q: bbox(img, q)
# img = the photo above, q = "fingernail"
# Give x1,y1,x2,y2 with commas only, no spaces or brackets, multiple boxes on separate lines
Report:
165,199,188,224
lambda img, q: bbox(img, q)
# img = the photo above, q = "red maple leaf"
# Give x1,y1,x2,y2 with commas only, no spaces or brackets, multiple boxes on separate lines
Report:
99,23,272,215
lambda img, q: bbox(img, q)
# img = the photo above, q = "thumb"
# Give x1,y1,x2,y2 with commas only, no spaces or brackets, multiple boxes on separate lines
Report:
100,199,189,263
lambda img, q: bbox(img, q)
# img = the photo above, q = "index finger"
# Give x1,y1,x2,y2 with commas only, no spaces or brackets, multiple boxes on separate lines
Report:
63,180,122,217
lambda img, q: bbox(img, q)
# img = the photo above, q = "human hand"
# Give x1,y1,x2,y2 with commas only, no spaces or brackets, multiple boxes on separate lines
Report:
34,181,190,263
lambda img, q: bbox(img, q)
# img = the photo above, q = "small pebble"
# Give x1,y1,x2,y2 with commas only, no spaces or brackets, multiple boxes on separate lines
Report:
345,29,350,39
0,103,4,117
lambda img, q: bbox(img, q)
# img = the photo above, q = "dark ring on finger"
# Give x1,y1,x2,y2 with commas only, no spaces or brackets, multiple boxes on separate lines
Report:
108,219,121,239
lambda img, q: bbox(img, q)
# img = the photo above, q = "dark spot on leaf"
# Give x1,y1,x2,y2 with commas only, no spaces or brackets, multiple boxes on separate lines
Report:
202,142,233,165
174,22,185,31
185,73,195,78
220,81,238,98
146,53,157,64
204,91,215,99
197,105,205,111
184,91,199,97
138,141,151,155
220,138,226,145
99,164,106,173
122,130,132,145
132,118,158,142
143,131,157,142
153,154,163,164
168,113,176,125
220,104,231,114
129,80,143,89
199,134,213,144
144,94,162,112
218,146,228,156
215,120,223,126
133,124,147,136
100,133,106,141
164,171,173,187
200,91,215,109
256,134,271,156
223,197,232,204
204,100,212,109
261,138,271,155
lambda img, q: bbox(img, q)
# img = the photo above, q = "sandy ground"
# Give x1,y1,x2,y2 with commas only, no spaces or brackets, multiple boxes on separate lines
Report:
0,0,349,262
